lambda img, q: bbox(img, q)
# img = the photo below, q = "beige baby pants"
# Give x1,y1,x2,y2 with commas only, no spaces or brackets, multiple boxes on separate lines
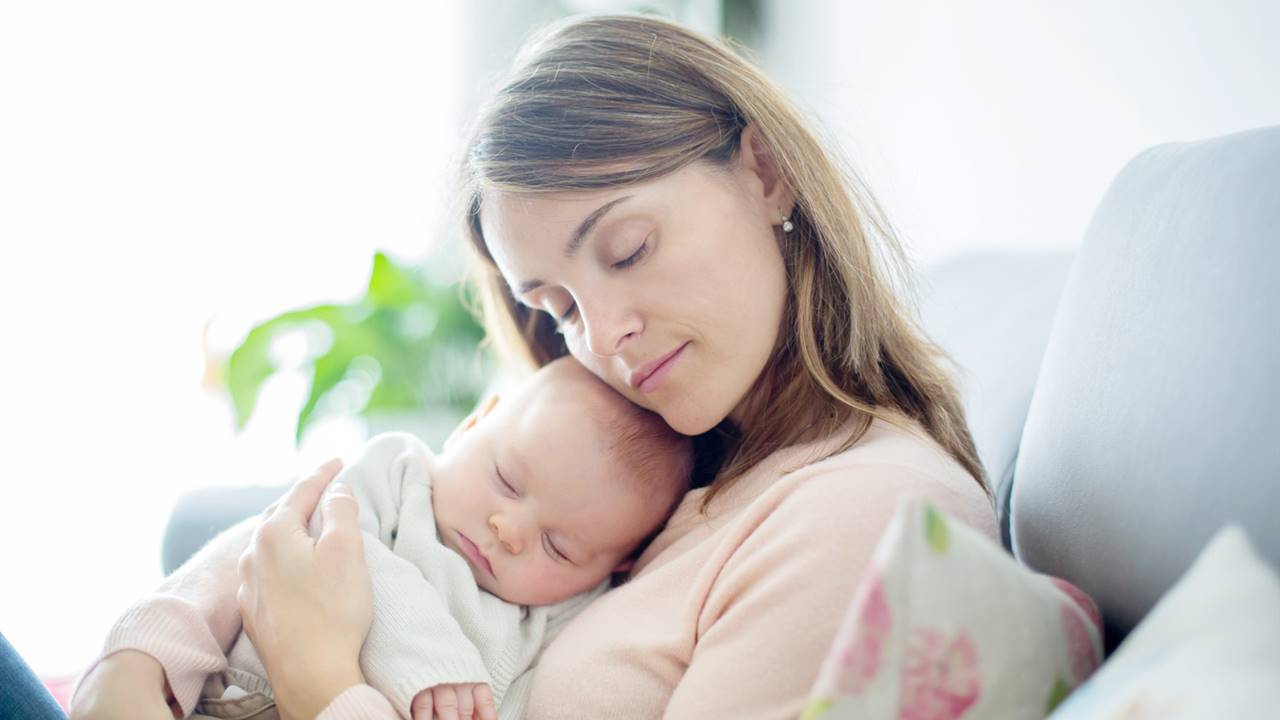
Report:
189,673,279,720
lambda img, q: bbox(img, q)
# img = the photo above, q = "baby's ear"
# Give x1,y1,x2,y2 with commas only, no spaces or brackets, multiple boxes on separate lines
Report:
443,394,500,449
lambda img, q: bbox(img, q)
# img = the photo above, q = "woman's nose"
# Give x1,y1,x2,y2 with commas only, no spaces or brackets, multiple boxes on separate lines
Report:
488,513,524,555
580,292,642,357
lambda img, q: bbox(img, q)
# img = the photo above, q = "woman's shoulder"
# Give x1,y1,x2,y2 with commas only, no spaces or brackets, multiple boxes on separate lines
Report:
811,415,974,486
720,415,996,543
680,416,996,637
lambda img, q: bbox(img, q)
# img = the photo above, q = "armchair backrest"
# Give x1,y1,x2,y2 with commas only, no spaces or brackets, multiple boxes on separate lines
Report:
1010,126,1280,642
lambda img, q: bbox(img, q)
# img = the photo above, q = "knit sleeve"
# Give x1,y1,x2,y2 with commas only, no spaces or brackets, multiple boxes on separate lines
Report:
316,684,401,720
318,432,537,717
664,464,990,719
75,595,230,717
302,433,489,715
357,534,493,717
73,518,255,717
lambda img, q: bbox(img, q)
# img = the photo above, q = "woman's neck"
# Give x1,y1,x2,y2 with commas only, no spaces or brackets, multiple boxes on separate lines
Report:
729,366,831,444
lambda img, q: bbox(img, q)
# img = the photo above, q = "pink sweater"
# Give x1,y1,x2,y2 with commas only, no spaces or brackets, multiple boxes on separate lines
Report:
84,416,995,719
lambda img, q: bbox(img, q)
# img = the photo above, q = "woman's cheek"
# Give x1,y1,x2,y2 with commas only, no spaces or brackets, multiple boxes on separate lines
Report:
566,342,623,393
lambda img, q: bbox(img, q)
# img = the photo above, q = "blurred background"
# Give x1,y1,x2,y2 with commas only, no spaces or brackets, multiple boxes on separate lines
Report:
1,0,1277,683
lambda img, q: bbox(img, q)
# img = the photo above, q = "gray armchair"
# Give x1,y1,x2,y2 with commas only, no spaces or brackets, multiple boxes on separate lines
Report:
918,125,1280,651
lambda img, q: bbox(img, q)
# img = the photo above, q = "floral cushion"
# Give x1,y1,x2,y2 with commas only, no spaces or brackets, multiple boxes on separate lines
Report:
1046,526,1280,719
803,497,1103,720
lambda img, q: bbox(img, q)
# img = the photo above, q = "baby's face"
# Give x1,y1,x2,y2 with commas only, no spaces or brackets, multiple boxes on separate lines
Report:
432,367,669,605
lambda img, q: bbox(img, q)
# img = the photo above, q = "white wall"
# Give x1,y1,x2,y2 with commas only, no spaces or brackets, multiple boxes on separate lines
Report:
0,2,463,676
758,0,1280,264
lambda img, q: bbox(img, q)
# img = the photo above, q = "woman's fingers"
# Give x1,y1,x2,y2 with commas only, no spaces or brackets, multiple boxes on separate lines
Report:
274,458,344,525
233,459,370,718
316,482,362,559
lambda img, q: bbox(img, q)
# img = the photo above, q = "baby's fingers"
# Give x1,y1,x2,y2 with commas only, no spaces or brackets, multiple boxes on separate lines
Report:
410,689,433,720
456,685,476,720
432,685,460,720
473,684,497,720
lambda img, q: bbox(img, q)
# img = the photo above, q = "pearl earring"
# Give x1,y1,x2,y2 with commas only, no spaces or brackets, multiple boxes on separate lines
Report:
781,212,794,233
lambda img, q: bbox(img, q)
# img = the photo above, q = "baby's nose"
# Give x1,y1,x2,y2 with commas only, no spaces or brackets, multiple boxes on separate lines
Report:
488,514,524,554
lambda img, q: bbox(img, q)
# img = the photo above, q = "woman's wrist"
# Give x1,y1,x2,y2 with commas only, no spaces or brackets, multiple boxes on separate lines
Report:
272,658,366,720
71,649,177,719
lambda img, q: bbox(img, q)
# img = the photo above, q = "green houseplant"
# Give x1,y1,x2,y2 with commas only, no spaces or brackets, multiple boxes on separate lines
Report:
222,251,489,444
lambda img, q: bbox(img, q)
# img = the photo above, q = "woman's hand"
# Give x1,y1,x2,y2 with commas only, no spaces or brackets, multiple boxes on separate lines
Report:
236,459,373,720
69,649,178,720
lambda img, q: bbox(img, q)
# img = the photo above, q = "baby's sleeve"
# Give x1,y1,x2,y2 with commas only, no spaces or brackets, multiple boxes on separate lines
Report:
320,432,493,716
358,539,493,716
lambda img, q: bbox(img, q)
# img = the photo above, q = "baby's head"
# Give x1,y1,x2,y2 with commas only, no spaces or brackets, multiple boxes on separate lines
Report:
432,357,692,605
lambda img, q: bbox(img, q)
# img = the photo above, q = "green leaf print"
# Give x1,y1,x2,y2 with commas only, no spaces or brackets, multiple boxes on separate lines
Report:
800,697,835,720
924,504,949,553
1045,676,1072,713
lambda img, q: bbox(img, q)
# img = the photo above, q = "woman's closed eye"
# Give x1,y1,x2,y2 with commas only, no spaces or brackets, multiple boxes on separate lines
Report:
533,291,578,332
611,237,650,270
545,301,578,335
557,301,578,325
542,234,652,332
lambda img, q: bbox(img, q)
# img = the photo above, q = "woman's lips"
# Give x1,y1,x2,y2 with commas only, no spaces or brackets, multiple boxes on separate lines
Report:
456,531,494,578
630,342,689,394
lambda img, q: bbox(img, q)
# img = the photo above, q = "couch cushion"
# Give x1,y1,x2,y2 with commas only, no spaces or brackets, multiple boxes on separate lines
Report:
918,251,1074,550
1045,526,1280,719
161,483,287,574
804,498,1103,720
1010,126,1280,640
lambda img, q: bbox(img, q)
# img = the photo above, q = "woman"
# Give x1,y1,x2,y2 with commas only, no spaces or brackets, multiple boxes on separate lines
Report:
66,13,995,720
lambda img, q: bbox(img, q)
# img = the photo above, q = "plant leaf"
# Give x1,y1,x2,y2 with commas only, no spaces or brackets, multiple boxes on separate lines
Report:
221,250,488,443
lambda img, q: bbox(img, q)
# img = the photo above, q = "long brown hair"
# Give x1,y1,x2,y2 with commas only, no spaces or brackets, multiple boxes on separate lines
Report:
458,14,989,507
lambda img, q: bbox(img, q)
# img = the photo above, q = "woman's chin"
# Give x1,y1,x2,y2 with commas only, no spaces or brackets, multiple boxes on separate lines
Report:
660,401,728,437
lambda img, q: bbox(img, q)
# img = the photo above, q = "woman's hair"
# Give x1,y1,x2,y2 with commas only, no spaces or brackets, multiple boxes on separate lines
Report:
458,14,990,507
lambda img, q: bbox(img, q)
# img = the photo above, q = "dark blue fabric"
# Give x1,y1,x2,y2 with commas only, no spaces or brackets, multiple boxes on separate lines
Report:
0,633,67,719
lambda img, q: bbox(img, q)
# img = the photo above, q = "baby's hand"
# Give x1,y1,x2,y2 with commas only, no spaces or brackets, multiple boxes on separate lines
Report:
410,682,497,720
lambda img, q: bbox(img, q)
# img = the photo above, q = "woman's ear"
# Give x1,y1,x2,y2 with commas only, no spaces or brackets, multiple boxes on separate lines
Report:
738,123,795,219
443,394,501,449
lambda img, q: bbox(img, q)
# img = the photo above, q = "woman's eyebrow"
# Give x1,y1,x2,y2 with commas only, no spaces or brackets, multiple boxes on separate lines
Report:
515,195,633,296
565,195,632,258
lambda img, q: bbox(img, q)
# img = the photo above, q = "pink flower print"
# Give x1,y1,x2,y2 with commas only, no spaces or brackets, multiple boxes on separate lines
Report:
837,570,892,695
1049,577,1102,631
899,627,981,720
1060,602,1100,684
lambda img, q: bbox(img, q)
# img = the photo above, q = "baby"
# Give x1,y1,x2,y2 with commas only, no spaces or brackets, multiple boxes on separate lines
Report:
195,357,692,720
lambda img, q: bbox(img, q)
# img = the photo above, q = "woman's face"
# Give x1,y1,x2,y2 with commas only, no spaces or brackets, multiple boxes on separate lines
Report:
479,134,790,435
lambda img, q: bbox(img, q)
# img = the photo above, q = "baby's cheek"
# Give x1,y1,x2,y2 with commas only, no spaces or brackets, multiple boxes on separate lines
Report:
512,565,573,605
529,568,569,602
